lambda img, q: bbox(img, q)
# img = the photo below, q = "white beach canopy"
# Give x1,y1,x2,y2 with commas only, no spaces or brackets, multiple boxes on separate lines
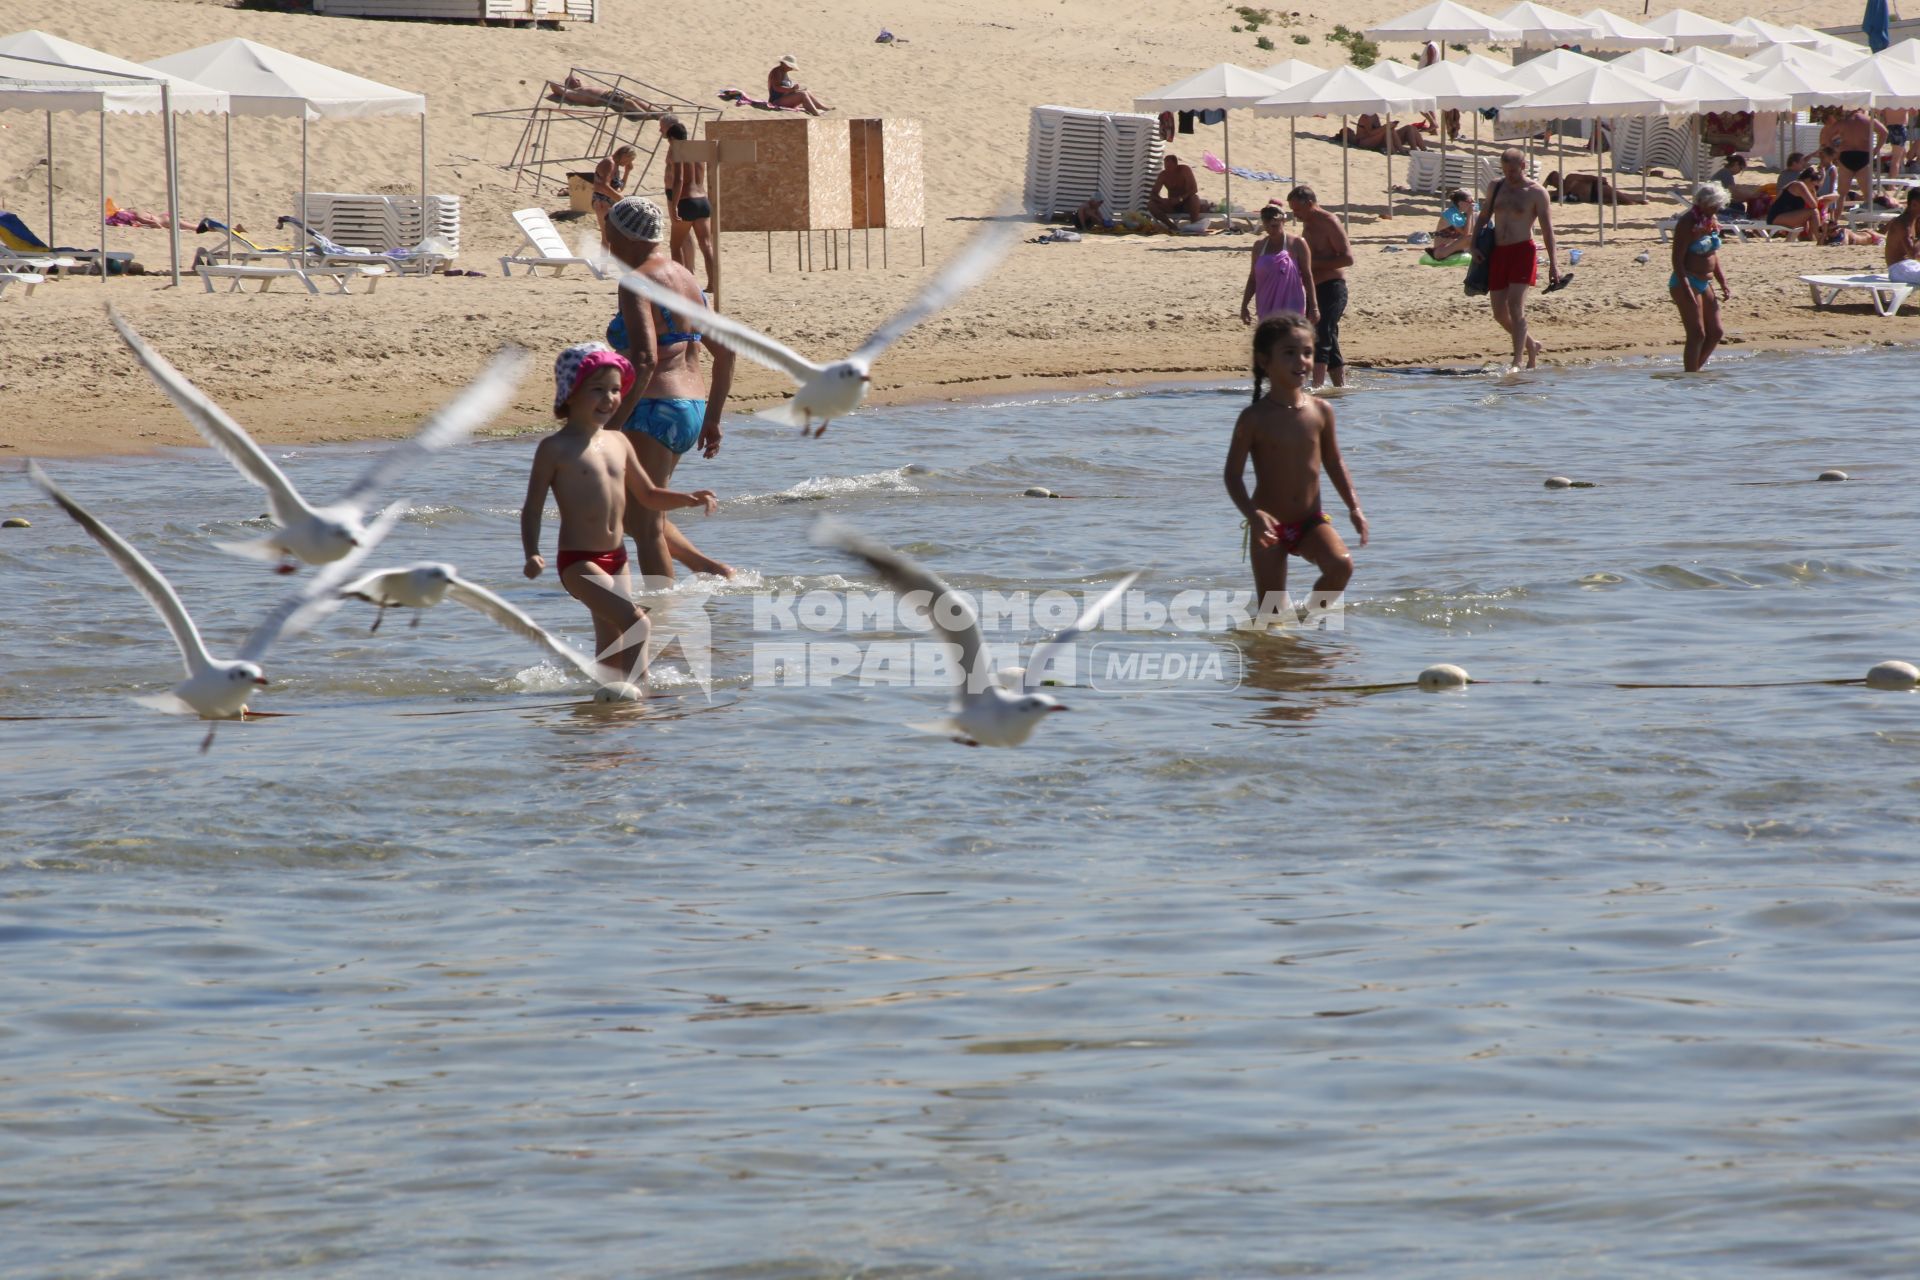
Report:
1134,62,1289,221
1496,3,1600,48
1577,9,1674,51
147,38,428,259
1502,47,1604,90
1452,51,1524,77
1730,17,1816,48
1504,62,1693,242
1259,57,1328,180
1608,47,1689,80
1253,65,1437,224
1672,45,1762,79
1881,39,1920,66
1837,51,1920,105
1655,64,1789,113
1365,0,1521,44
1743,60,1873,109
1364,60,1419,82
1790,26,1862,58
0,30,230,286
1403,56,1523,160
1642,10,1759,51
1742,42,1852,77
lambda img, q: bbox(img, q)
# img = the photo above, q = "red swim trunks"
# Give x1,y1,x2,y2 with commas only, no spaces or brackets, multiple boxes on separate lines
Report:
1486,239,1538,291
556,546,630,575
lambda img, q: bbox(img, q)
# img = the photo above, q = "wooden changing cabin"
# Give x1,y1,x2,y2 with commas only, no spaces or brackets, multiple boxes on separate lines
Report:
310,0,597,22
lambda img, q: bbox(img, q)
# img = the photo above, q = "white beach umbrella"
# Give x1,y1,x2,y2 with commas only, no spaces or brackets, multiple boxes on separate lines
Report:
1656,64,1789,113
1365,0,1521,44
1791,27,1863,59
1742,42,1853,77
1743,61,1872,110
1253,65,1438,223
1135,62,1290,220
1730,17,1816,48
1881,39,1920,67
1672,45,1762,80
1497,3,1599,48
1505,61,1694,242
1609,47,1689,80
1643,10,1760,52
1503,47,1604,89
1836,52,1920,105
1259,58,1328,181
1404,56,1524,163
1451,51,1520,76
1576,9,1674,51
1365,60,1419,82
0,30,229,287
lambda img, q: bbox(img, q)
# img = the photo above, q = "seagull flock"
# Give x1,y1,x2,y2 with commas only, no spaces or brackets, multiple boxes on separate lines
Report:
27,222,1135,749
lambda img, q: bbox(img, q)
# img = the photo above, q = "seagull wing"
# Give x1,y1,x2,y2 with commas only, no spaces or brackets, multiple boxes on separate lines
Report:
238,502,408,662
340,346,529,511
848,213,1019,368
108,307,314,530
813,518,982,710
1022,571,1140,692
444,575,608,687
619,269,824,385
29,461,215,679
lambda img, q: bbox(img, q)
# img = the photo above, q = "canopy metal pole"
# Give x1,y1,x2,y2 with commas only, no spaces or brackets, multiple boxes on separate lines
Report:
1291,119,1297,186
45,111,55,247
1610,116,1619,231
98,111,106,284
1387,119,1395,218
1342,115,1351,228
163,80,180,288
225,113,233,262
1224,113,1233,223
1595,123,1605,245
419,111,428,256
301,113,309,264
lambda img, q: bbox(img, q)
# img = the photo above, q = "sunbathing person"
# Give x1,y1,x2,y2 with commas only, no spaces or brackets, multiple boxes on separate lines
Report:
1430,189,1475,259
1073,196,1115,231
1148,154,1207,230
1335,114,1427,154
1888,189,1920,284
1543,171,1646,205
546,74,663,120
1766,167,1828,240
767,55,832,115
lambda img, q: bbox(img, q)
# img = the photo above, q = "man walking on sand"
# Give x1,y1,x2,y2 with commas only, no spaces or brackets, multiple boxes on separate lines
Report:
1286,186,1352,389
1471,149,1559,372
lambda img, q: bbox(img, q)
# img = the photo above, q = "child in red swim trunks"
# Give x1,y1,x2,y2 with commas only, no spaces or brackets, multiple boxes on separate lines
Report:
521,342,719,682
1223,315,1368,627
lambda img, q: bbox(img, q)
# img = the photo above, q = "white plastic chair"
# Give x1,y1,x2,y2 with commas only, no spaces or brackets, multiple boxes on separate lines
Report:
500,208,608,279
1799,272,1914,317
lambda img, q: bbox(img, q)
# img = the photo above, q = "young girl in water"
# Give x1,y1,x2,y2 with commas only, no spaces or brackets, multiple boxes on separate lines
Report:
1223,315,1368,624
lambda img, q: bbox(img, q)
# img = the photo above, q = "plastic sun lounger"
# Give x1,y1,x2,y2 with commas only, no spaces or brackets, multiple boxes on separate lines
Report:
1799,272,1914,317
199,263,319,293
0,270,48,299
500,208,608,279
275,216,448,275
194,218,303,265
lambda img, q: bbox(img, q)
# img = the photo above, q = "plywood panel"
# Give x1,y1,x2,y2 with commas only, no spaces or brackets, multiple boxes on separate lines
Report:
706,117,852,232
849,117,923,229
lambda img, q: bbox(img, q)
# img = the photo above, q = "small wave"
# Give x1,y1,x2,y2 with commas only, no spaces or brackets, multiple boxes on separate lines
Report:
507,661,583,694
733,466,920,506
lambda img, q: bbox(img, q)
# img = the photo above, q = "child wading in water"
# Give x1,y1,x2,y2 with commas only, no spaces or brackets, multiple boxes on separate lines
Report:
521,342,719,683
1224,315,1368,625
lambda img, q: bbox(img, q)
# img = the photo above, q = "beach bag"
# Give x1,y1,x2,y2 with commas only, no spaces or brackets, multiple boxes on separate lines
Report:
1462,222,1495,296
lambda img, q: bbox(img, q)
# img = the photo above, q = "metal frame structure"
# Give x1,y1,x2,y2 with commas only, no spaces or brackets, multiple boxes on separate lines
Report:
475,68,719,197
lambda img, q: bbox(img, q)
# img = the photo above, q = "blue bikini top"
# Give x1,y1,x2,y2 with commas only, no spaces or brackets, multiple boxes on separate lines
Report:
607,291,707,351
1443,206,1468,228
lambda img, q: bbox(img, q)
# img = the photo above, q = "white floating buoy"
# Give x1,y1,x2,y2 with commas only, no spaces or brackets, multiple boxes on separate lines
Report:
1817,470,1848,482
2,517,29,528
593,682,644,704
1544,476,1573,489
1023,486,1054,499
1865,660,1919,691
1417,664,1470,691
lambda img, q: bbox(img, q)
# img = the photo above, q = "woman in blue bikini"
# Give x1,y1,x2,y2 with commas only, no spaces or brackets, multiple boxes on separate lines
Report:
603,196,737,580
1668,182,1732,374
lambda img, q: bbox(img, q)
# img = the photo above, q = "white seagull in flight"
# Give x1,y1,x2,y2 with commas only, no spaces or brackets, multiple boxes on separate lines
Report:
338,561,638,700
109,308,527,571
619,214,1018,435
27,462,402,748
814,519,1139,747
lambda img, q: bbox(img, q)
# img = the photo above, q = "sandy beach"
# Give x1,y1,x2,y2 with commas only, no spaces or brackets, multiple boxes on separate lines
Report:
0,0,1893,458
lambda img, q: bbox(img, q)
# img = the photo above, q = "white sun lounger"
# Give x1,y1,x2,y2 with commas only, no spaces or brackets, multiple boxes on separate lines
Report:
500,208,607,279
1799,272,1914,317
0,270,48,299
196,263,386,295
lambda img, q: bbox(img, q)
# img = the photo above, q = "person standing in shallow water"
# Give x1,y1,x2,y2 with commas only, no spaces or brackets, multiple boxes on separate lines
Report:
1471,148,1559,373
1668,183,1731,374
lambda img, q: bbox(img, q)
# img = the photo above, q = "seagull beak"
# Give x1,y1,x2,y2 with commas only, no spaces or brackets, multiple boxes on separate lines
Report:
1048,704,1069,713
859,374,871,382
253,677,270,686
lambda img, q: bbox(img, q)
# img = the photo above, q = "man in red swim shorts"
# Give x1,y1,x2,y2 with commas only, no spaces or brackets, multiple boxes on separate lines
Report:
1471,148,1560,372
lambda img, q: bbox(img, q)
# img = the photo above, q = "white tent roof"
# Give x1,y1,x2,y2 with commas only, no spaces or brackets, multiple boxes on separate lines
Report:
1742,42,1852,76
1253,64,1437,116
0,50,172,113
1401,57,1525,107
1672,44,1760,78
1365,0,1521,43
1452,51,1523,77
1743,60,1874,109
1608,47,1689,80
0,29,227,113
1642,10,1759,51
1836,51,1920,106
1576,9,1673,50
1655,63,1790,112
1497,2,1599,47
1503,60,1694,119
1259,57,1329,87
1882,39,1920,67
146,37,423,120
1790,26,1861,58
1730,16,1814,47
1364,60,1419,82
1501,47,1603,91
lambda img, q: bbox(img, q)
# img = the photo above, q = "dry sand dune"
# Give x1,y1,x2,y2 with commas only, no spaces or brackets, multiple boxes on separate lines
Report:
0,0,1893,457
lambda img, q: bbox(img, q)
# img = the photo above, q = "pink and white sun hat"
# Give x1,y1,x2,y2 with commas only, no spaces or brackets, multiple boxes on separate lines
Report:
553,341,635,414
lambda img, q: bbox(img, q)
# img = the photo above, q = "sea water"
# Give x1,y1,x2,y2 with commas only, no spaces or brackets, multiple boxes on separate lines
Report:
5,348,1920,1277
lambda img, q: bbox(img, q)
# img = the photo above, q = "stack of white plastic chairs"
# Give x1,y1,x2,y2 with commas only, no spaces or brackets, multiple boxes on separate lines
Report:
1025,106,1164,219
301,193,463,256
1613,117,1713,180
1407,150,1521,196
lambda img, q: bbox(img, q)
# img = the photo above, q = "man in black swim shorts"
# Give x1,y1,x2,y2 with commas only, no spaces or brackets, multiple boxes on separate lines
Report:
1286,185,1352,388
661,116,716,292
